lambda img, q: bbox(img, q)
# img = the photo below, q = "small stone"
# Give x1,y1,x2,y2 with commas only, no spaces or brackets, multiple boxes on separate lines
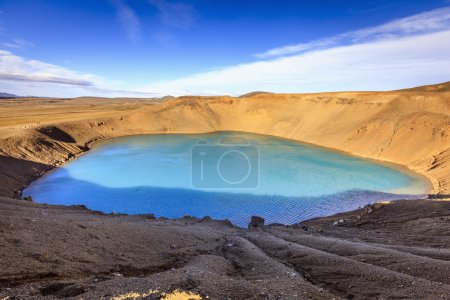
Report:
22,196,33,201
365,205,374,214
200,216,212,222
248,216,265,229
287,271,297,277
141,214,156,220
294,223,309,231
220,219,234,227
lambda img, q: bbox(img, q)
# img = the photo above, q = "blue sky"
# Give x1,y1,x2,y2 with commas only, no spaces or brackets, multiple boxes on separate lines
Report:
0,0,449,97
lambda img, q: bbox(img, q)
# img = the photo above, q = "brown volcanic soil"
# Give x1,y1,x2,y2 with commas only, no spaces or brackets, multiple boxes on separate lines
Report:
0,197,449,299
0,84,450,299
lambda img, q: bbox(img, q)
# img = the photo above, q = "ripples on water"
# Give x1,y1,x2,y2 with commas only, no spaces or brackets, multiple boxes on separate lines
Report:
24,132,429,227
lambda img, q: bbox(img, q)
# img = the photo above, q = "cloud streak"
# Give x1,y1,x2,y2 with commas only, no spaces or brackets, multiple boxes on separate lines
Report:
256,6,450,58
0,50,99,86
149,0,195,29
2,38,34,49
111,0,141,43
0,50,156,97
0,73,92,86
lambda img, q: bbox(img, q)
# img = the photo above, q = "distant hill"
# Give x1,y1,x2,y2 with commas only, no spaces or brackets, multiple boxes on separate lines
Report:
0,92,18,98
239,91,273,98
160,95,175,101
397,81,450,92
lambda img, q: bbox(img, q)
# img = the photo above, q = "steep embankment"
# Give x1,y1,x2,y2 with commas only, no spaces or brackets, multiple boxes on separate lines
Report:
1,87,449,197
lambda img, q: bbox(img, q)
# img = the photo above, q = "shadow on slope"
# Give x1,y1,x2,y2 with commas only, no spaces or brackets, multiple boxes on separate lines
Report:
37,126,76,143
0,155,52,197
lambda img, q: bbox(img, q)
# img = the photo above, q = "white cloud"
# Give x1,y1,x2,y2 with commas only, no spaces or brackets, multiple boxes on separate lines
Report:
0,50,156,97
139,30,450,95
110,0,141,43
256,6,450,58
2,38,34,49
0,50,101,86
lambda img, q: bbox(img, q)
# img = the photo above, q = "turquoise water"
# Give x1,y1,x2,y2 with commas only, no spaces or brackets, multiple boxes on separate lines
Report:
23,132,429,227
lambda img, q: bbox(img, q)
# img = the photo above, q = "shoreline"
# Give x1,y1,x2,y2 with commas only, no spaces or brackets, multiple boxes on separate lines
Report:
20,131,433,226
3,90,448,200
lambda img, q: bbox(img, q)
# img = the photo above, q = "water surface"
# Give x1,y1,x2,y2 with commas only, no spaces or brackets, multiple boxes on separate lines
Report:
24,132,429,226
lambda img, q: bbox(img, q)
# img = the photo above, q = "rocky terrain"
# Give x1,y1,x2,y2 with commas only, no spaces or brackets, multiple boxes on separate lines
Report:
0,197,449,299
